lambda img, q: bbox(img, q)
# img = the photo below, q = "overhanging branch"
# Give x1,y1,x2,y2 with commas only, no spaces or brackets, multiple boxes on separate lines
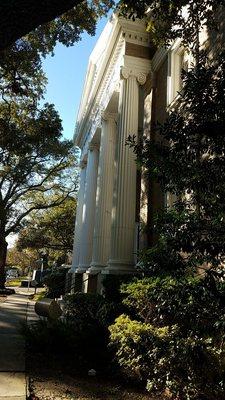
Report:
0,0,84,51
6,189,74,235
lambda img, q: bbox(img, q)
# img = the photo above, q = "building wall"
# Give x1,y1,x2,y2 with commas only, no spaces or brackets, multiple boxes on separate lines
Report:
71,12,220,292
138,56,168,248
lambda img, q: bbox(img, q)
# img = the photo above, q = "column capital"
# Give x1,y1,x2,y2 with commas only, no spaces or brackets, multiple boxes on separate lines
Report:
79,160,87,169
88,142,99,152
101,111,118,123
120,66,147,86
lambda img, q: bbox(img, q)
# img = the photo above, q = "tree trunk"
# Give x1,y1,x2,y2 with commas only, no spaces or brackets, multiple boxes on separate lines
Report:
0,236,7,289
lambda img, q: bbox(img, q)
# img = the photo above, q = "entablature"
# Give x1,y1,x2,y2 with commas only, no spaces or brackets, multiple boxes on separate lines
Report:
74,14,155,151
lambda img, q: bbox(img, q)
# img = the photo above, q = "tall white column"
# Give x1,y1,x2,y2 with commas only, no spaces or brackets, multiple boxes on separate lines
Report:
89,112,117,272
71,160,87,271
77,143,99,272
107,67,147,273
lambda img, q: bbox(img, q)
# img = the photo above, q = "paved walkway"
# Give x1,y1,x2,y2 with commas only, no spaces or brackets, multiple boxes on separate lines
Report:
0,291,38,400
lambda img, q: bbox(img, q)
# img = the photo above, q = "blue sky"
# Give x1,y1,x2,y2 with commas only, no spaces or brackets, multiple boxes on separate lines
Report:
42,16,108,141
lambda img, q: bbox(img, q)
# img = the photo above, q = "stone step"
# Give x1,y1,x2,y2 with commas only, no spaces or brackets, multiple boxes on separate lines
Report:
0,372,26,400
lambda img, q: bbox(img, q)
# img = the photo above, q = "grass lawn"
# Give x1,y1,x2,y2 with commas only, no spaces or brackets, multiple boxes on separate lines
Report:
28,289,46,302
6,277,24,287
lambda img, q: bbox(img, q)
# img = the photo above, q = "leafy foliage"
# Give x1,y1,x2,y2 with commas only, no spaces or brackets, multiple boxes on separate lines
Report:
43,267,70,298
6,246,38,273
110,275,225,399
129,52,225,276
0,100,77,230
0,6,80,287
112,22,225,400
17,196,77,264
102,274,135,303
23,292,125,375
118,0,225,50
65,292,127,329
0,0,114,51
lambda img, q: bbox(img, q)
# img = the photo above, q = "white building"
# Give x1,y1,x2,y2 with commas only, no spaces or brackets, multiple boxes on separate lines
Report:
70,14,188,293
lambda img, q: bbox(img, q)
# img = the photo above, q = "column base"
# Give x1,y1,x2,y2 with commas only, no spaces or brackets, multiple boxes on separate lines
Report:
88,262,106,274
104,259,137,275
83,271,103,294
76,264,89,273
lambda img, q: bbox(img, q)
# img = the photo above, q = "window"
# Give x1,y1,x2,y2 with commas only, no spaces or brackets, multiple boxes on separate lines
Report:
167,40,191,106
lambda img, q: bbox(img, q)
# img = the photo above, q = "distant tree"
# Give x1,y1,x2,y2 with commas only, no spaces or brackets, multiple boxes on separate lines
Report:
6,247,38,275
0,41,78,288
0,104,77,287
17,196,76,263
0,3,83,290
0,0,113,52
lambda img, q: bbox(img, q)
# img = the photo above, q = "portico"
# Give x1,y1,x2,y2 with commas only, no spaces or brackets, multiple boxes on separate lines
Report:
71,15,154,292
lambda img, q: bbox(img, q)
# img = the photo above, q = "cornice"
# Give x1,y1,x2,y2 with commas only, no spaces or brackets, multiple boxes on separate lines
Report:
121,28,150,47
74,15,121,148
119,17,150,47
74,15,152,150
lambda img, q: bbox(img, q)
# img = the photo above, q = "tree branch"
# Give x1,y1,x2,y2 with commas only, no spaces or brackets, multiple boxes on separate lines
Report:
6,189,73,235
0,0,84,51
4,157,68,209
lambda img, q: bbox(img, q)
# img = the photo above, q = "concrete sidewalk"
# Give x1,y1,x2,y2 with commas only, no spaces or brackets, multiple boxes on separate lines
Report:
0,293,37,400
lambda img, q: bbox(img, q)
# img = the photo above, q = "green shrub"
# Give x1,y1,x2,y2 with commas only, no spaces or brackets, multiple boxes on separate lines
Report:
43,268,68,298
64,292,127,328
109,276,225,400
23,292,127,376
23,316,110,374
102,274,136,303
64,292,103,323
110,314,174,380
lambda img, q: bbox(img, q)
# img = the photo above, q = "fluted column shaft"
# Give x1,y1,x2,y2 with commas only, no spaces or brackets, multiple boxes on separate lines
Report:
90,113,117,272
107,68,146,272
71,160,87,271
78,143,99,272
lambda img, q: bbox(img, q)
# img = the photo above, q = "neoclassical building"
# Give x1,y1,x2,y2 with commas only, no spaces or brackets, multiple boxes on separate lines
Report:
70,14,190,292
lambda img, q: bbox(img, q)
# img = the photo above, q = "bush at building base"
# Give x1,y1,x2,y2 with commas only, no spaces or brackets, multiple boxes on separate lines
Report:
109,275,225,400
23,292,127,376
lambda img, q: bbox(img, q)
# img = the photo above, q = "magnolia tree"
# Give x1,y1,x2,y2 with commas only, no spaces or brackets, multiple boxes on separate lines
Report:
111,51,225,399
110,2,225,399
